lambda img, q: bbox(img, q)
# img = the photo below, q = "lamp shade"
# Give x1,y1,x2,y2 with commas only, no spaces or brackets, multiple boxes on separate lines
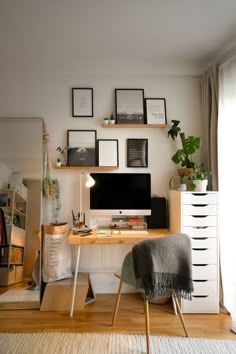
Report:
84,173,95,188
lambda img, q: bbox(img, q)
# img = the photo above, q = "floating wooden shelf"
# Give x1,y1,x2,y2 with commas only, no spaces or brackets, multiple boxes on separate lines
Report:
54,166,119,171
102,124,167,128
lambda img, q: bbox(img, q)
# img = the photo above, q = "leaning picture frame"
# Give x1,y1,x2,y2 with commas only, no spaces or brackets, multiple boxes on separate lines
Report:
67,130,97,166
97,139,119,167
127,139,148,167
115,89,145,124
72,88,93,117
145,98,167,125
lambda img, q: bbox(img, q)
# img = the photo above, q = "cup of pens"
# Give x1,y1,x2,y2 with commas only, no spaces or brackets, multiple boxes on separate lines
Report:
72,210,80,228
72,210,85,228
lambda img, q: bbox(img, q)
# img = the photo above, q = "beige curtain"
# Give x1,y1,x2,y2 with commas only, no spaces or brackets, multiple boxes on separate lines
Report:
200,66,218,191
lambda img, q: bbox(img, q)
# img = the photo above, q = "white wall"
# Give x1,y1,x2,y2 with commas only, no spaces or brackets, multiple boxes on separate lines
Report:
0,15,202,292
0,70,201,292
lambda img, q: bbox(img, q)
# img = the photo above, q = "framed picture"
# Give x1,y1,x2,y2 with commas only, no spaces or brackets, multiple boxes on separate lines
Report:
72,88,93,117
127,139,148,167
145,98,167,124
97,139,119,167
67,130,97,166
115,89,145,124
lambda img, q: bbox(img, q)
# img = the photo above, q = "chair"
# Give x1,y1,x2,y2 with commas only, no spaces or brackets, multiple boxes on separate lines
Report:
111,233,193,354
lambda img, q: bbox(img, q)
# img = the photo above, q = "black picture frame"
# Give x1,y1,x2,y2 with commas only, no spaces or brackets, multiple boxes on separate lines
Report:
145,98,167,125
127,139,148,167
97,139,119,167
67,130,97,166
72,88,94,117
115,89,145,124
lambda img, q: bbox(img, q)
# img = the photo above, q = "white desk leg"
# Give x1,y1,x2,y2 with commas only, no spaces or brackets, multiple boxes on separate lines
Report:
70,244,81,317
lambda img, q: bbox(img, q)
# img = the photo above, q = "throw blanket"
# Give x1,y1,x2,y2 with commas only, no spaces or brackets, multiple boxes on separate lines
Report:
132,233,193,300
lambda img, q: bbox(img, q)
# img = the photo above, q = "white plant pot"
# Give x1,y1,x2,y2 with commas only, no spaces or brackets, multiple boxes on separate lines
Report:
56,161,62,167
193,179,208,192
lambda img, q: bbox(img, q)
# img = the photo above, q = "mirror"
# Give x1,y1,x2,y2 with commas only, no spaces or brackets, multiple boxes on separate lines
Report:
0,117,43,309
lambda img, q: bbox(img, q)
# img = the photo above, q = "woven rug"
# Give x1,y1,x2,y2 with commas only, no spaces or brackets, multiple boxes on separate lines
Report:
0,289,39,303
0,333,235,354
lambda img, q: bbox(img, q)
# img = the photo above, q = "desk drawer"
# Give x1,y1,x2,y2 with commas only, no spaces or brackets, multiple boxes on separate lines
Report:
192,248,217,264
192,264,217,280
181,295,219,313
192,280,217,296
182,193,217,205
183,204,217,216
191,237,217,249
183,215,217,227
182,226,217,238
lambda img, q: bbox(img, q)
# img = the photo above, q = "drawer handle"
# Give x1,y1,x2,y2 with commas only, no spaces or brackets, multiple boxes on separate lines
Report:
193,264,208,266
192,204,207,207
192,215,208,218
193,226,208,229
192,237,208,240
192,193,208,196
193,280,208,283
192,295,208,298
192,248,208,251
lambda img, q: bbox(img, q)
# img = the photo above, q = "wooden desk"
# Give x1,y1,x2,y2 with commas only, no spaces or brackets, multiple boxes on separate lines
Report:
68,229,169,317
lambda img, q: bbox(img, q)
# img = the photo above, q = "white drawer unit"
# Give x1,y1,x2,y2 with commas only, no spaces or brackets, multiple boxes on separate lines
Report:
169,190,219,313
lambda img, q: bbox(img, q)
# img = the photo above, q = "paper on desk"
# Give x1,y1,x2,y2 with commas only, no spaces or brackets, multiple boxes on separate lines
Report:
96,230,111,237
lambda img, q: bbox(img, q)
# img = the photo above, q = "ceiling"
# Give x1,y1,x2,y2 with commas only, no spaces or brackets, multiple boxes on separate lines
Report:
1,0,236,74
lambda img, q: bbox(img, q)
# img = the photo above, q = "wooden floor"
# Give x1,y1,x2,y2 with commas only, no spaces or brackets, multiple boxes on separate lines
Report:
0,293,235,340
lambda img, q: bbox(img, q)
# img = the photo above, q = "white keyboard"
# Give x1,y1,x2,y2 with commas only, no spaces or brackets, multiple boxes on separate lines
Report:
119,230,148,235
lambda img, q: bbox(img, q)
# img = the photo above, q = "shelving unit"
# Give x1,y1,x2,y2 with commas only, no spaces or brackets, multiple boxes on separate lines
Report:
102,124,167,128
54,166,119,171
0,189,28,286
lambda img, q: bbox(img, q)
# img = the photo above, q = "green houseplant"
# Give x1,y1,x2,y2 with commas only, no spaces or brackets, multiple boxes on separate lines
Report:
168,120,201,175
188,163,211,191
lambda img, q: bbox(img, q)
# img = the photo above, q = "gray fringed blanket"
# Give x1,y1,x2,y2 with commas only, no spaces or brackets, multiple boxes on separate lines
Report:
132,233,193,300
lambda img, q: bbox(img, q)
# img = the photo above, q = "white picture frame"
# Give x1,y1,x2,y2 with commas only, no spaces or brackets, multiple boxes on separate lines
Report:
145,98,167,125
97,139,119,167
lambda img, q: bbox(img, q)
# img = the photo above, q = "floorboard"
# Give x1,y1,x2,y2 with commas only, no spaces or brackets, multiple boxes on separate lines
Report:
0,293,235,340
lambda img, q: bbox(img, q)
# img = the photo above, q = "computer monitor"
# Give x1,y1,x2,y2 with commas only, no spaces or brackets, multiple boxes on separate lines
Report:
89,173,151,216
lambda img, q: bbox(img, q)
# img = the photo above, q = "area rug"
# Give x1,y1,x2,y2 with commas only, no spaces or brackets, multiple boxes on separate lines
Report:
0,289,39,303
0,333,235,354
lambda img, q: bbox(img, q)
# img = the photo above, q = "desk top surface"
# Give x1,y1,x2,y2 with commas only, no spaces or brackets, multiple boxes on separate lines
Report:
68,229,170,245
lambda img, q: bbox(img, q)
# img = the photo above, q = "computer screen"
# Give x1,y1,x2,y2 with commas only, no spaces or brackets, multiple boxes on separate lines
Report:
90,173,151,216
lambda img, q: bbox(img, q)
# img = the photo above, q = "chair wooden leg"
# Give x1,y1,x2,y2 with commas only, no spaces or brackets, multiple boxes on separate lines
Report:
111,280,123,326
171,295,177,315
172,292,189,337
144,299,150,354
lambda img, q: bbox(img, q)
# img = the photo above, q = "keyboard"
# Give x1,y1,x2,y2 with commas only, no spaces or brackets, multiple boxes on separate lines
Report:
119,230,148,235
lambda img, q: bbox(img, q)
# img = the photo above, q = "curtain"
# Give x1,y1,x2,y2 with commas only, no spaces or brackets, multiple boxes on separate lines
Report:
200,66,218,191
218,57,236,314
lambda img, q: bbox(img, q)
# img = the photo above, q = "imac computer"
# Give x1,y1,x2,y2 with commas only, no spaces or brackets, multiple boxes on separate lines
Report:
89,173,151,216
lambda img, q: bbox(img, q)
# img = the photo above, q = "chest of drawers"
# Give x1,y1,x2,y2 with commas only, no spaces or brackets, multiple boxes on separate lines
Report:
169,190,219,313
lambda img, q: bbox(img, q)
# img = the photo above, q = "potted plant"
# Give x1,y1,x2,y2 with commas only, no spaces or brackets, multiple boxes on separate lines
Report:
109,113,116,124
42,177,62,224
188,163,211,191
56,158,62,167
178,173,187,191
168,120,201,176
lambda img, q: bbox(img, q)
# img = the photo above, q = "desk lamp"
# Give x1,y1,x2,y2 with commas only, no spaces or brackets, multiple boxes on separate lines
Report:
79,173,95,226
